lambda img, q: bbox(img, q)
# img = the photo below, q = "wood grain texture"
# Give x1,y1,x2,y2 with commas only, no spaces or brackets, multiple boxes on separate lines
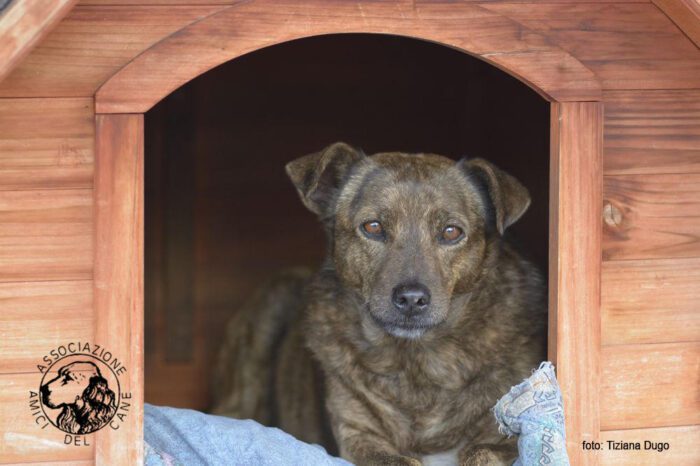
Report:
95,0,601,113
603,90,700,176
549,102,603,465
94,114,144,466
603,173,700,261
81,0,648,4
654,0,700,48
0,189,92,283
2,462,93,466
602,257,700,346
0,98,94,190
0,0,77,82
601,342,700,430
0,5,224,98
0,373,94,463
79,0,236,3
600,425,700,465
0,281,93,374
483,3,700,90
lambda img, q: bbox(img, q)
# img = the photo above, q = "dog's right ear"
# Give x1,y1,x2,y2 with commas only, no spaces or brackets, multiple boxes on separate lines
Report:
457,158,531,235
285,142,364,217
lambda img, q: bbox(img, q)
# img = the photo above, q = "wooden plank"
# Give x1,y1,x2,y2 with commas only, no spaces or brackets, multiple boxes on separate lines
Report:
0,373,94,463
654,0,700,48
0,189,92,282
603,90,700,176
3,462,93,466
603,173,700,261
95,0,601,113
602,257,700,345
601,342,700,430
0,5,225,98
0,281,93,374
0,0,77,82
80,0,646,3
94,114,144,466
483,3,700,90
0,98,94,190
549,102,603,465
80,0,236,4
600,425,700,465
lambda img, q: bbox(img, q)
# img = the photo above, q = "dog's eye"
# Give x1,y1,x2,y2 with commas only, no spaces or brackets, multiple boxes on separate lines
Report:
440,225,465,244
361,221,384,240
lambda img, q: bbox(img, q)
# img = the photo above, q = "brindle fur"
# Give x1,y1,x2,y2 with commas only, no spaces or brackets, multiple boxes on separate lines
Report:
211,268,332,448
213,143,546,466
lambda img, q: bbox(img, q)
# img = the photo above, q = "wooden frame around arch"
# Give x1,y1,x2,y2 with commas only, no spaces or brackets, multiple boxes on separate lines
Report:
92,2,603,465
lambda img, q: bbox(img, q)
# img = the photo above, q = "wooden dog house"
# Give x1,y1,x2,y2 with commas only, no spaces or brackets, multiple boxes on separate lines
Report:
0,1,698,465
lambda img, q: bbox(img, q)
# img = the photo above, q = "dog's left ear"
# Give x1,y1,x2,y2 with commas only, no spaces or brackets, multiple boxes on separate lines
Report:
286,142,365,217
457,158,531,235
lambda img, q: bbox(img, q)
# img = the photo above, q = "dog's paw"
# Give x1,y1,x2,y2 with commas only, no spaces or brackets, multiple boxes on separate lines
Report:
459,444,515,466
361,453,422,466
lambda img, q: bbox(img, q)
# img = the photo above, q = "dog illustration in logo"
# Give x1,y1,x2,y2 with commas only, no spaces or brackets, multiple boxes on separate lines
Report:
40,361,117,434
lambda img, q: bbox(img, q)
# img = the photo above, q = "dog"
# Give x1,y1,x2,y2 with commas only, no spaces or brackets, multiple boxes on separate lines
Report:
41,361,118,434
212,142,546,465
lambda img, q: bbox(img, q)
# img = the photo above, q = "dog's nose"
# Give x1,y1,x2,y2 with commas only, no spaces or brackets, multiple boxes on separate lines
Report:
392,283,431,316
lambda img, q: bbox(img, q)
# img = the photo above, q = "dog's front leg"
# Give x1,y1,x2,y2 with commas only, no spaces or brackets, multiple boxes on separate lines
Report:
335,424,422,466
327,378,422,466
458,430,518,466
458,441,517,466
458,416,518,466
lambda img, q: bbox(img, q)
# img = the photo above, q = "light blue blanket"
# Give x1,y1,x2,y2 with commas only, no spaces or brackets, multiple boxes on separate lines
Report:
144,405,349,466
145,362,569,466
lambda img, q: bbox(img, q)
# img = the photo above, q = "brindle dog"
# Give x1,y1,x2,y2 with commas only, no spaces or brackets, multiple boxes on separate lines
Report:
213,142,546,466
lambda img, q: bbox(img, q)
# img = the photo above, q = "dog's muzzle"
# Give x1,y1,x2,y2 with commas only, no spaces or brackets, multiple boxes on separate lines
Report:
40,383,54,407
391,282,431,317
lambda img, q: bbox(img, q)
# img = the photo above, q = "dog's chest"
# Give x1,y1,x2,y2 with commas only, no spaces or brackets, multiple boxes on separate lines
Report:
358,350,487,450
359,373,484,455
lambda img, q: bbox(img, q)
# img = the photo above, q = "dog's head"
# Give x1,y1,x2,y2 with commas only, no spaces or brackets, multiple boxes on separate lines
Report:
287,142,530,339
41,361,117,433
41,361,103,409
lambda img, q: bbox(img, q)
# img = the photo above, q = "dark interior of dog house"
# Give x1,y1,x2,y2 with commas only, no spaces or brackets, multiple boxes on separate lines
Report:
144,34,550,410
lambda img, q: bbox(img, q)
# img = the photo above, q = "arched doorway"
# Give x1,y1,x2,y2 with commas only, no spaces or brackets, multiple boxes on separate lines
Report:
92,4,602,464
142,30,550,412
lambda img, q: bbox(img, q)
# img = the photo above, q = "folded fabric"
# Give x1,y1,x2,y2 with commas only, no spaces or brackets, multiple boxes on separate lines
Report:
493,361,570,466
144,404,350,466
